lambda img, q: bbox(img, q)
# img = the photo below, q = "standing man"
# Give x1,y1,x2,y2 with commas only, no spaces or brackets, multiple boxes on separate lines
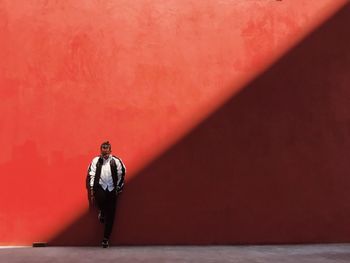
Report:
87,141,126,248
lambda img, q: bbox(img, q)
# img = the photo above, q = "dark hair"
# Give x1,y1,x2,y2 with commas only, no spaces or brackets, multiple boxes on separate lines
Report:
100,141,111,150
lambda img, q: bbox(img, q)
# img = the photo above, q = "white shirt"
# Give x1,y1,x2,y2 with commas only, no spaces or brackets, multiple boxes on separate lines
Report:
89,155,124,191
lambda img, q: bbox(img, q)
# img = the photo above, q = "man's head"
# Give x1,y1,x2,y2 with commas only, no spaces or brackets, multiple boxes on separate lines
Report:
100,141,112,159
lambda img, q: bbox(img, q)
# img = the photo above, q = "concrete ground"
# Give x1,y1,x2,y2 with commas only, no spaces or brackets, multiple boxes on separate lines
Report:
1,244,350,263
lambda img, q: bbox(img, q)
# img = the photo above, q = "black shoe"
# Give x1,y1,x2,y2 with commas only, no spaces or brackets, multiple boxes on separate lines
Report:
101,238,109,248
98,211,105,224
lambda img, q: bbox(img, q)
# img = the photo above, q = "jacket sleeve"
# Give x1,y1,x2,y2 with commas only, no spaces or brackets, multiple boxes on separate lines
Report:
88,157,98,188
114,157,126,191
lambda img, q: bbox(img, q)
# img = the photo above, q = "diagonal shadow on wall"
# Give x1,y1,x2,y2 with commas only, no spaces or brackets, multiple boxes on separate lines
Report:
50,3,350,245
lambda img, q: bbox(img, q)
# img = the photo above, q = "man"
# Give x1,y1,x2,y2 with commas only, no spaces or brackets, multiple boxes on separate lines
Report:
87,141,126,248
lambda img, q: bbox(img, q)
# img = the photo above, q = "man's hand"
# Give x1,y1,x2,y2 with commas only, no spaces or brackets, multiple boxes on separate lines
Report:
116,187,123,196
90,189,95,205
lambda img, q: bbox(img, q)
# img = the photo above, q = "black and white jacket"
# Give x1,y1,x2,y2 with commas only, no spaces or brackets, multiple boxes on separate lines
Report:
87,155,126,193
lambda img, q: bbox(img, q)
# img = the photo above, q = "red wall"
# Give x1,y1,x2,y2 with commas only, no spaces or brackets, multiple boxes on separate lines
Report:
0,0,349,245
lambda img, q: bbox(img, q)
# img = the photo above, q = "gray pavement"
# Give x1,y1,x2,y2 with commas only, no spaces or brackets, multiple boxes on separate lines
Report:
1,244,350,263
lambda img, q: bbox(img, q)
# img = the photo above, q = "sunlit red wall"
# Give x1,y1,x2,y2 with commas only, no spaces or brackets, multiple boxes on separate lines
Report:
0,0,349,245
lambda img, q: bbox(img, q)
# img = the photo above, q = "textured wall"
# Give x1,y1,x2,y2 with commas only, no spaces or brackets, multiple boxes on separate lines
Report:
0,0,349,245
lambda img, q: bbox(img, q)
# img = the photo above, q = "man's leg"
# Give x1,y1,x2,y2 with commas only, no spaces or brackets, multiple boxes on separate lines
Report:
103,190,117,240
94,185,107,221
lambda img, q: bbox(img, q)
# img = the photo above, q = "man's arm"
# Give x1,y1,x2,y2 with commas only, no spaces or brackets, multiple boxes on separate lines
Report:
114,157,126,192
88,157,98,193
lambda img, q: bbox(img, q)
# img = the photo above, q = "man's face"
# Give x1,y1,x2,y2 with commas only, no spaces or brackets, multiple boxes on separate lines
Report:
100,145,111,159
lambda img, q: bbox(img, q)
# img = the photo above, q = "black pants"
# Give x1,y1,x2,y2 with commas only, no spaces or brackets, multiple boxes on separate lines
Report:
94,185,118,239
